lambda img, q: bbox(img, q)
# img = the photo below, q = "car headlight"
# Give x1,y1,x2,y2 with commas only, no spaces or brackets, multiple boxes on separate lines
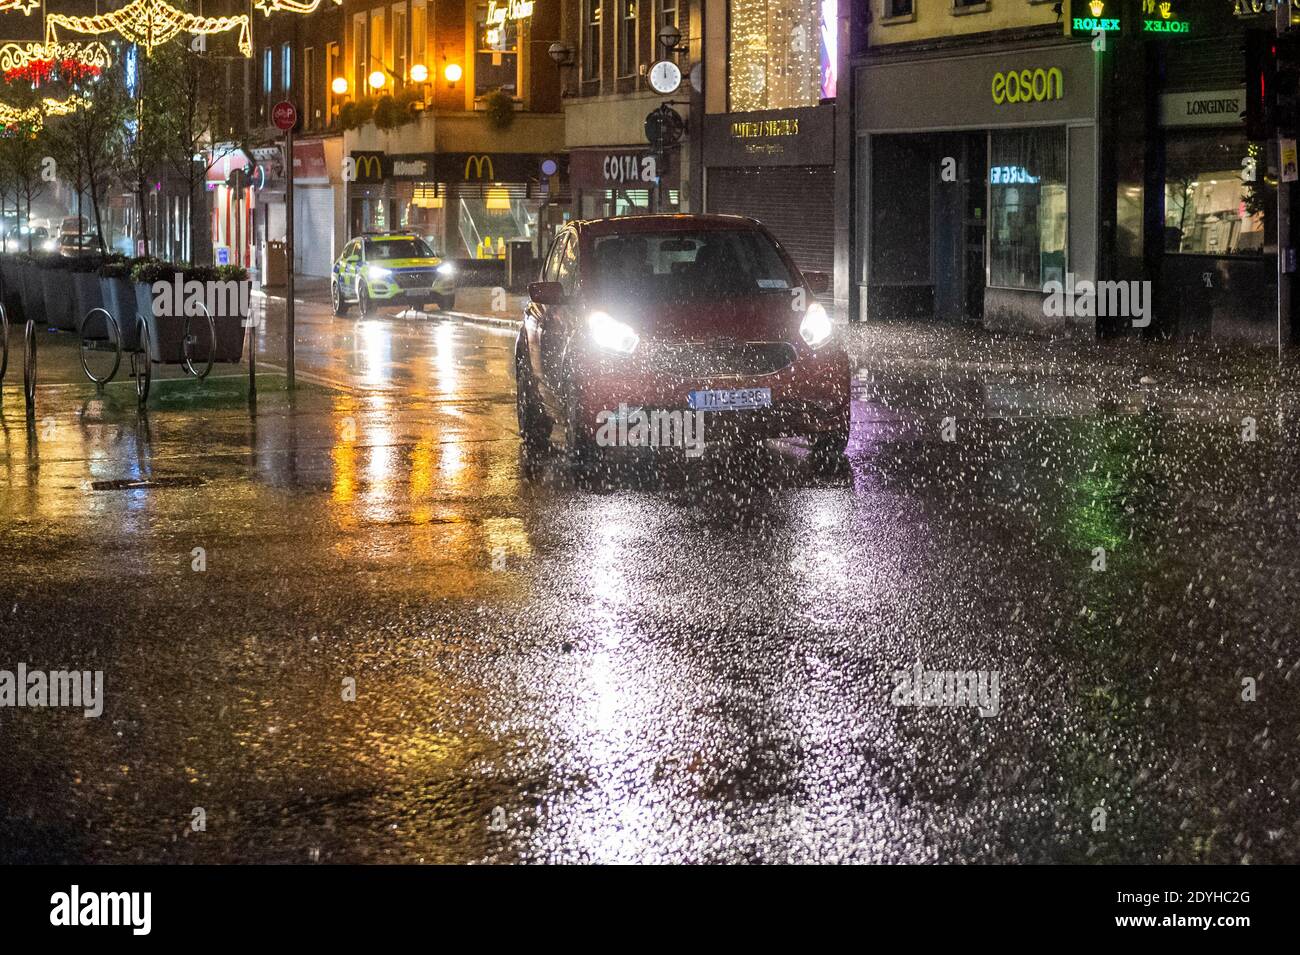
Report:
367,265,393,282
799,301,833,349
588,310,639,354
435,262,455,276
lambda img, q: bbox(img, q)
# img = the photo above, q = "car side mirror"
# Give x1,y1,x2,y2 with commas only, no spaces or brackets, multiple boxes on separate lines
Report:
529,281,566,306
803,271,830,295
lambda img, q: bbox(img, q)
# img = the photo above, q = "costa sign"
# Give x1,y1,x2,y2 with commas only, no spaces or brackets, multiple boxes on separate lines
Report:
602,153,657,183
991,67,1063,105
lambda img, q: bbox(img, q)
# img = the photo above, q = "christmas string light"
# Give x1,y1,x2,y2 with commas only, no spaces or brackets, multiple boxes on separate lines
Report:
252,0,344,15
45,0,252,58
0,0,41,16
0,93,92,130
0,41,113,74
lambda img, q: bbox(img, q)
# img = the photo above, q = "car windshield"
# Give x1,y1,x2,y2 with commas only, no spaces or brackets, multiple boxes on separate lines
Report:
587,229,798,302
367,237,433,260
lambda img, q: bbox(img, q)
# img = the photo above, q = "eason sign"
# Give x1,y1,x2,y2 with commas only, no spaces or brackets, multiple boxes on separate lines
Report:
992,67,1063,106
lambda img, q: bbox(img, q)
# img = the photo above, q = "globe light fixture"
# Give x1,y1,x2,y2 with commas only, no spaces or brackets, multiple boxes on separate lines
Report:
368,69,386,90
331,76,348,95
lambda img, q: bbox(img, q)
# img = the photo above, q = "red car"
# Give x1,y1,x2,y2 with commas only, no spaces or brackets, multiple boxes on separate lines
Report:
514,214,850,469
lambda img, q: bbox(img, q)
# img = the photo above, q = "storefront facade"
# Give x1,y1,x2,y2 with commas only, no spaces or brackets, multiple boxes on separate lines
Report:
346,149,568,260
1129,7,1281,343
568,145,683,219
703,104,837,279
854,38,1099,335
702,0,842,305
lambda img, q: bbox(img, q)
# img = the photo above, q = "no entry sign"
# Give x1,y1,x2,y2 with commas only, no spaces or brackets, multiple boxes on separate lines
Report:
272,101,297,131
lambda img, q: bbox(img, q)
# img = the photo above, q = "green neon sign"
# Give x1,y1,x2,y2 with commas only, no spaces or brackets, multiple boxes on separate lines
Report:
1141,0,1193,35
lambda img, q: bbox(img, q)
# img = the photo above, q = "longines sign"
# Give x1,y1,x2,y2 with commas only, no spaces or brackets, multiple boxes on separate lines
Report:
1160,88,1245,127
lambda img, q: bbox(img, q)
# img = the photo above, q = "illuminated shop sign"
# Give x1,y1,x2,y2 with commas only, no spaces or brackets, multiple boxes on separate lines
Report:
1069,0,1123,33
1141,0,1191,34
485,0,533,43
989,165,1040,184
991,67,1064,105
730,118,800,138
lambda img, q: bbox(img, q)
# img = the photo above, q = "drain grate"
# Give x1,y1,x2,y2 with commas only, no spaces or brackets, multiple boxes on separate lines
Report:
90,477,207,491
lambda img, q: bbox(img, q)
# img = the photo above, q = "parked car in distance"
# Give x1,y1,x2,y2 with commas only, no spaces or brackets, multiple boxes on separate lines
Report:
59,216,90,236
58,232,101,257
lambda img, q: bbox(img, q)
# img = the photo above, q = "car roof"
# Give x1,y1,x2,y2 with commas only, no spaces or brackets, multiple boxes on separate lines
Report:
570,214,764,237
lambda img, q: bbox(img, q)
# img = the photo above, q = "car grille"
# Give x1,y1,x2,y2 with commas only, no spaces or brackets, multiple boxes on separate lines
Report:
393,270,436,289
648,341,796,379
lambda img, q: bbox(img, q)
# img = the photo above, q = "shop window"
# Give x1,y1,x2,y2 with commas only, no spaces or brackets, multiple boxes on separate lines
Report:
412,1,427,80
392,4,407,87
326,42,342,125
1164,131,1273,256
659,0,677,32
369,10,386,91
583,0,601,82
352,13,367,94
476,2,520,97
988,127,1067,290
618,0,637,78
728,0,834,110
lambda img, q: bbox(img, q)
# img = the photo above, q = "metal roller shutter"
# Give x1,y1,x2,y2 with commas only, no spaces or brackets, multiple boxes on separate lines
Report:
706,165,835,273
294,186,336,277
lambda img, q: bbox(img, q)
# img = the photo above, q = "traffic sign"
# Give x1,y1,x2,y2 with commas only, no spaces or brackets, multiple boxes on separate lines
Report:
272,101,298,131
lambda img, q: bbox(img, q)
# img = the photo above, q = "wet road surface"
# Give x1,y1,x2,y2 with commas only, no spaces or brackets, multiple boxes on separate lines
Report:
1,295,1299,863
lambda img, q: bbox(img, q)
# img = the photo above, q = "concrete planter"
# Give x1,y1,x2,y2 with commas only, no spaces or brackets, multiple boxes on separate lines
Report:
41,268,77,330
20,263,45,326
135,280,246,365
99,276,140,349
72,272,103,323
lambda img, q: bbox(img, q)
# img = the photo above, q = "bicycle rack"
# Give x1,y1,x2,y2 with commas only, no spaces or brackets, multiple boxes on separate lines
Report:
75,305,217,410
0,300,8,390
78,307,122,387
23,315,35,414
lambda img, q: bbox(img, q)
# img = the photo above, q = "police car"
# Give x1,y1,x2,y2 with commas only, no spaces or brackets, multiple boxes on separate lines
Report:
331,232,457,317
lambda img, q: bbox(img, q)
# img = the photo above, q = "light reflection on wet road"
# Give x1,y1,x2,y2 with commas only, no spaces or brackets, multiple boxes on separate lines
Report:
1,296,1298,863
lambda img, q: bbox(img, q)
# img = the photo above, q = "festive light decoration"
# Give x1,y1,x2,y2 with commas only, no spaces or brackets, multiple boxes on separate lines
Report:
727,0,822,112
0,42,113,74
0,93,91,130
0,0,40,16
3,57,103,86
252,0,343,14
45,0,252,58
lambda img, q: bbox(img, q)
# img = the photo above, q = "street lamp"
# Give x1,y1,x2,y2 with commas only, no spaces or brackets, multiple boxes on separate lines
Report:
368,69,386,90
331,76,348,96
547,42,576,96
657,24,687,54
547,41,574,66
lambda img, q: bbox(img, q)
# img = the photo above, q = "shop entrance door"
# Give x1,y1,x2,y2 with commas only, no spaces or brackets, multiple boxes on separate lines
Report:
932,133,986,323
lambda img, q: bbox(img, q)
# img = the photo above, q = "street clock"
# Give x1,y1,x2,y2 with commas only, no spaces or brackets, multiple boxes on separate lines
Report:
647,59,682,95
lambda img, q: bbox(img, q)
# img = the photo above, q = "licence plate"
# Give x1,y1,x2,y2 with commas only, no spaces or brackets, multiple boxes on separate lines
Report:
687,387,772,411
